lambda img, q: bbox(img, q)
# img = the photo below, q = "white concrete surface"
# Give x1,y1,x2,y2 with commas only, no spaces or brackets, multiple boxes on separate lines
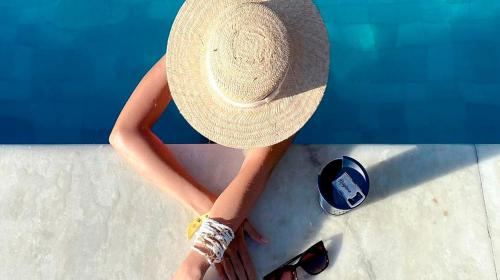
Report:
477,145,500,278
0,145,498,279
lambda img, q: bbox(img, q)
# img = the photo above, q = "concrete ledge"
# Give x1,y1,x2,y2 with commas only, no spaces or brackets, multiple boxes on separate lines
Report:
0,145,498,279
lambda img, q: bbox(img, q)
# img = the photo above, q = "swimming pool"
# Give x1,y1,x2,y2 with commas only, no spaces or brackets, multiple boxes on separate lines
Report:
1,0,500,144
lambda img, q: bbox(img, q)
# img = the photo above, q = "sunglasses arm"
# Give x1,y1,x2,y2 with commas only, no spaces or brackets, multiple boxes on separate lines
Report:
282,253,304,267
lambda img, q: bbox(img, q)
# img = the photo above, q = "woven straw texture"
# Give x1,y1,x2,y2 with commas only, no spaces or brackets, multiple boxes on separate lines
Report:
166,0,330,149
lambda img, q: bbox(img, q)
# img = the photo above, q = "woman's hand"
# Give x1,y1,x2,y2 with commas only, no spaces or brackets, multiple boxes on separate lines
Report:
172,250,210,280
173,219,266,280
214,220,268,280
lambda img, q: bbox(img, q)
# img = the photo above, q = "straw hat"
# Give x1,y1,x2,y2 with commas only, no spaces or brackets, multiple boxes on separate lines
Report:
166,0,330,149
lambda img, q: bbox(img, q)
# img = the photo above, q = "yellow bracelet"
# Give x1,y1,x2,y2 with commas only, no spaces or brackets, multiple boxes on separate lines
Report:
187,213,210,240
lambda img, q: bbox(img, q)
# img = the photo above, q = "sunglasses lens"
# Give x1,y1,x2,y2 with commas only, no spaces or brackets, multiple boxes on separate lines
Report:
300,245,329,275
279,270,297,280
263,273,279,280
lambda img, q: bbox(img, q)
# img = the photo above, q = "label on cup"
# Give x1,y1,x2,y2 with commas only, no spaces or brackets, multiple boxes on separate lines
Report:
332,172,366,208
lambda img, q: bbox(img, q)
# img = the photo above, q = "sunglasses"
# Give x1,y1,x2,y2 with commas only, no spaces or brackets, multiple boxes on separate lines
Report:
263,241,329,280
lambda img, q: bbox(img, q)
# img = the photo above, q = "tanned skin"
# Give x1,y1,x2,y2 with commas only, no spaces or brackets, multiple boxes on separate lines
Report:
109,55,293,280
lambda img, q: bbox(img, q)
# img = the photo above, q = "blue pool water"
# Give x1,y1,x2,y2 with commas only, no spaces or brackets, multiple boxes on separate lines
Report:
1,0,500,144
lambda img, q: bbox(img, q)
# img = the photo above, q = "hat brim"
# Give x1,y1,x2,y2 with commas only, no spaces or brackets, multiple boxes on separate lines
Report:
166,0,330,149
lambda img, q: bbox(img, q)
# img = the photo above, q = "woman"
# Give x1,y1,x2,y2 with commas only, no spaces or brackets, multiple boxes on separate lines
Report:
109,1,329,279
109,54,292,280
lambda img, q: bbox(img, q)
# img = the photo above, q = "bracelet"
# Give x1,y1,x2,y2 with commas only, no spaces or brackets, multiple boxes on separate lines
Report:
191,218,235,265
187,212,210,240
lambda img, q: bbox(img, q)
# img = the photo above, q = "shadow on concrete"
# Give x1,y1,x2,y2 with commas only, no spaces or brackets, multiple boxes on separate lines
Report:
363,145,500,206
323,233,344,271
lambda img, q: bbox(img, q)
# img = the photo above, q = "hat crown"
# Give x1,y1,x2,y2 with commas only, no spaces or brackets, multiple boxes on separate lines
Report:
206,3,290,106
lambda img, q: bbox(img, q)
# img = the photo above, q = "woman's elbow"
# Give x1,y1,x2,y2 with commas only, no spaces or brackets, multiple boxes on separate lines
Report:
109,126,146,150
109,127,128,149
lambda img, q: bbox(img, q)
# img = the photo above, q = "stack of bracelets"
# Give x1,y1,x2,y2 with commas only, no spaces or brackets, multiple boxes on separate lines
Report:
191,218,235,265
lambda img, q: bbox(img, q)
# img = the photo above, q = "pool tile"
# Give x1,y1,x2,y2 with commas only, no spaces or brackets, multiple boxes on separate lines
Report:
378,102,407,127
368,47,428,83
0,116,36,144
333,24,377,50
459,83,500,104
14,23,50,47
324,4,369,24
154,103,207,144
0,81,31,101
425,82,461,101
450,19,499,43
465,103,500,141
405,101,467,128
147,0,180,20
400,83,429,102
31,49,95,82
364,83,405,102
333,81,371,102
0,25,16,44
397,23,451,47
11,46,36,82
453,43,499,83
368,3,422,24
427,45,455,81
447,3,472,20
371,24,398,49
468,1,500,20
329,46,377,81
329,0,381,5
52,0,128,30
420,4,454,23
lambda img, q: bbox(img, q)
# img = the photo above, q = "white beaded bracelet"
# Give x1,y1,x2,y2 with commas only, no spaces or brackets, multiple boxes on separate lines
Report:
191,218,235,265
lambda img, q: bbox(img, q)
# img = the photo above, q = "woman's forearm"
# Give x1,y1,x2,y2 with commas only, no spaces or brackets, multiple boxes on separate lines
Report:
187,138,293,276
208,136,294,230
109,55,215,215
110,128,216,215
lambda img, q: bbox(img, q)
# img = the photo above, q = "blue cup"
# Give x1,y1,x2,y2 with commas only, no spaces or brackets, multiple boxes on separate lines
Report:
317,156,370,215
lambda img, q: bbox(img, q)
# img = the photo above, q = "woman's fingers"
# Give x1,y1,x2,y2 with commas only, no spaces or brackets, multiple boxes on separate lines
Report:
243,221,268,244
238,238,257,280
227,248,248,280
280,270,295,280
218,221,265,280
222,257,237,280
215,263,228,280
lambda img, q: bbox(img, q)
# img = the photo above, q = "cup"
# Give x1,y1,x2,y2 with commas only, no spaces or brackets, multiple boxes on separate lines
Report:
317,156,370,215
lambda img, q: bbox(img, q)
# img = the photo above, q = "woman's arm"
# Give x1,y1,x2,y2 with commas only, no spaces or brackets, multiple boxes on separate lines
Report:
111,54,293,279
179,136,294,277
211,137,294,230
109,55,216,215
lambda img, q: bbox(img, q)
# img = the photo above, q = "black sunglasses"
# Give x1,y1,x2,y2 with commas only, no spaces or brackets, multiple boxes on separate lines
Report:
263,241,329,280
